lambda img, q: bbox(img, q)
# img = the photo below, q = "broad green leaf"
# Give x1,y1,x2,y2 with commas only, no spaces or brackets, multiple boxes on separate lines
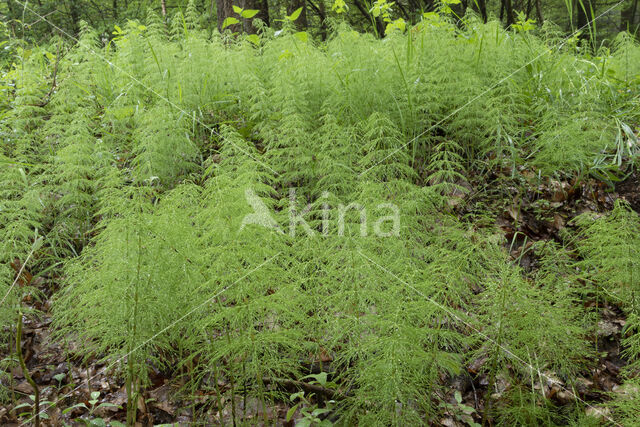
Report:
311,407,331,416
423,11,440,20
247,34,260,45
222,17,240,29
241,9,260,18
332,0,348,13
461,404,475,414
97,402,120,408
290,391,305,402
288,7,303,21
385,17,406,33
279,49,293,60
62,403,88,414
302,372,327,386
89,418,107,427
11,403,32,411
286,402,300,421
294,31,308,43
233,5,243,14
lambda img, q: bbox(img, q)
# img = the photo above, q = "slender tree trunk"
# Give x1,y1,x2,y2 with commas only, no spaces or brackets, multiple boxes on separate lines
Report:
160,0,167,18
476,0,488,23
113,0,118,19
535,0,544,24
501,0,515,28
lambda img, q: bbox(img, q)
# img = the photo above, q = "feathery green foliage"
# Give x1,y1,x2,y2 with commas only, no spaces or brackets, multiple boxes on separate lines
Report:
1,7,639,424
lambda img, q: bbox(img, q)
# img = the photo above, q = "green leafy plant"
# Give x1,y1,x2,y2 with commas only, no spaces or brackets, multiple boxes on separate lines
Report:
11,392,53,424
439,390,480,427
3,10,639,427
63,391,123,426
574,200,640,369
287,390,336,427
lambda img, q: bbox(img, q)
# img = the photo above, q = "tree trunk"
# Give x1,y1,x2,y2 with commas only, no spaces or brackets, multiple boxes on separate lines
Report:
501,0,515,28
288,0,308,30
535,0,544,24
475,0,488,23
240,0,258,33
161,0,167,18
113,0,118,19
217,0,241,32
257,0,269,27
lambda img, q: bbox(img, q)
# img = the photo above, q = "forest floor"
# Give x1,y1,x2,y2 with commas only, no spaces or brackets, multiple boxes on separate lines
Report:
2,168,638,426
